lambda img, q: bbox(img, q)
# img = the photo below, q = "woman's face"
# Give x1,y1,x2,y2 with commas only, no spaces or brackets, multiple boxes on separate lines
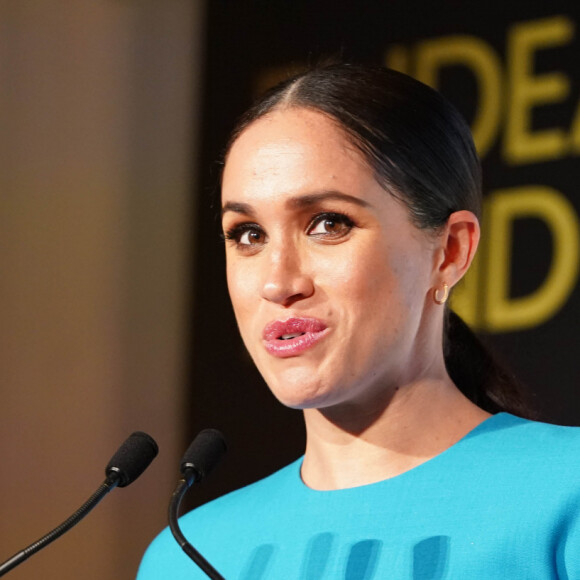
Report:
221,108,442,411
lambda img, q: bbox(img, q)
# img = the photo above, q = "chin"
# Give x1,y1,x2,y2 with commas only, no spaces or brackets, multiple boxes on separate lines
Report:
262,370,330,410
252,349,346,409
264,372,345,411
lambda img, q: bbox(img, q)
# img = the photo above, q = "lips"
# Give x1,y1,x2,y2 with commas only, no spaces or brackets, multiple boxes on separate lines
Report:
262,317,329,358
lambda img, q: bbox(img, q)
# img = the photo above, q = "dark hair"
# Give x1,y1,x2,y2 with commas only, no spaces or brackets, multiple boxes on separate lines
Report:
225,62,534,418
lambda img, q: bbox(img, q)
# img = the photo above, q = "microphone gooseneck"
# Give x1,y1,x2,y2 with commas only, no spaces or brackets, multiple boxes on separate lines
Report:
169,429,227,580
0,431,158,577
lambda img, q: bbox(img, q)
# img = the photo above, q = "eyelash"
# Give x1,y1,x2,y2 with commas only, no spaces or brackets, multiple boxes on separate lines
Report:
223,212,356,250
307,212,356,237
223,222,264,245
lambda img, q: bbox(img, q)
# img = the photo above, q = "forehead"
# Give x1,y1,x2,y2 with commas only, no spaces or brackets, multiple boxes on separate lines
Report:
222,108,377,204
228,107,354,160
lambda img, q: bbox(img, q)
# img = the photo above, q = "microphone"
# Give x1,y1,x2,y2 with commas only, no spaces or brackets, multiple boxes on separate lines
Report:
0,431,158,577
106,431,159,487
169,429,227,580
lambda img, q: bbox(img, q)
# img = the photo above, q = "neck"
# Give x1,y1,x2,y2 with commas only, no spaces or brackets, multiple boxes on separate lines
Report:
301,375,490,490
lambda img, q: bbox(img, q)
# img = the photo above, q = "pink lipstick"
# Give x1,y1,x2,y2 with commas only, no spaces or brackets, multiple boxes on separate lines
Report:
262,317,329,358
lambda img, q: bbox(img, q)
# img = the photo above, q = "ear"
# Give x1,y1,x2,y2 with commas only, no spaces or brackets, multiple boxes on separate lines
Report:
435,210,480,288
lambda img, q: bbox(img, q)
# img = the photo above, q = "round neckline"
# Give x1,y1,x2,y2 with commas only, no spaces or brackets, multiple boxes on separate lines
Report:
295,412,511,494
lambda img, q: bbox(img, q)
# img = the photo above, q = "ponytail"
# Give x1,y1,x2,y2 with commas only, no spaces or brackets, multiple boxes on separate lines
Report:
444,310,536,419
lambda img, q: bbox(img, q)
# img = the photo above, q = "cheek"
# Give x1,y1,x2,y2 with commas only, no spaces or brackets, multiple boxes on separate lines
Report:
320,240,427,326
318,241,399,306
226,260,256,324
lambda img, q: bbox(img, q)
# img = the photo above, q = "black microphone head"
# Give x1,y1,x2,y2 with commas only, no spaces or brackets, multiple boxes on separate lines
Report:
105,431,159,488
180,429,227,482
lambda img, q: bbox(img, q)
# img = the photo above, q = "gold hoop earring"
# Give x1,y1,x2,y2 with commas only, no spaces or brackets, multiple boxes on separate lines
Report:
433,283,449,305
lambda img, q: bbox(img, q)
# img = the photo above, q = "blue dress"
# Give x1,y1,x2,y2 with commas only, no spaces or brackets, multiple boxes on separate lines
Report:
137,413,580,579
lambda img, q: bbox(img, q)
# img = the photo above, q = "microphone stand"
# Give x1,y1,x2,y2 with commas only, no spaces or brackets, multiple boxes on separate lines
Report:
0,474,119,577
168,468,225,580
0,430,158,577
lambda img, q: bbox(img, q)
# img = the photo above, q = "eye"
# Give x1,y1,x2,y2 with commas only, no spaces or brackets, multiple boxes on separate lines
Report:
239,228,265,245
223,223,266,248
307,212,355,239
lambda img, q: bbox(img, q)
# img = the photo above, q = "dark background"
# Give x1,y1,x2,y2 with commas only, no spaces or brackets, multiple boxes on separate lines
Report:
187,0,580,506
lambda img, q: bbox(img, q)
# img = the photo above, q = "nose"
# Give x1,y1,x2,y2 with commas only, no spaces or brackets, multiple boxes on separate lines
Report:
260,243,314,307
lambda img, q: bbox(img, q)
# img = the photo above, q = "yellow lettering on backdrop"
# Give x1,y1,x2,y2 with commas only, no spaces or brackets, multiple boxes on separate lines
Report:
484,186,579,331
504,16,574,164
569,87,580,153
414,35,502,158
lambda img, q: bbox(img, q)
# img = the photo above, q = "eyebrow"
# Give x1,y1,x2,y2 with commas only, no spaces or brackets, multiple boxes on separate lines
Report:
221,190,372,218
221,201,255,218
288,190,372,210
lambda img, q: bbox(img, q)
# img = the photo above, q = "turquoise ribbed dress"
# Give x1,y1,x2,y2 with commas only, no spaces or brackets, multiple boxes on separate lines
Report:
137,413,579,579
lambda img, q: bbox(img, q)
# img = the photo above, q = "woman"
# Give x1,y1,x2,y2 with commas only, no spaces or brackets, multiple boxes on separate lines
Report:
138,64,579,579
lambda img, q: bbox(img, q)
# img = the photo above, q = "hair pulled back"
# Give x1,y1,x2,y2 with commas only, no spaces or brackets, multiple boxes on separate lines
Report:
225,63,533,418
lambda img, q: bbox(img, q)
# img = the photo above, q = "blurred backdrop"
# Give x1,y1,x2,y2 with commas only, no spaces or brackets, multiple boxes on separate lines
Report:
1,1,579,579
